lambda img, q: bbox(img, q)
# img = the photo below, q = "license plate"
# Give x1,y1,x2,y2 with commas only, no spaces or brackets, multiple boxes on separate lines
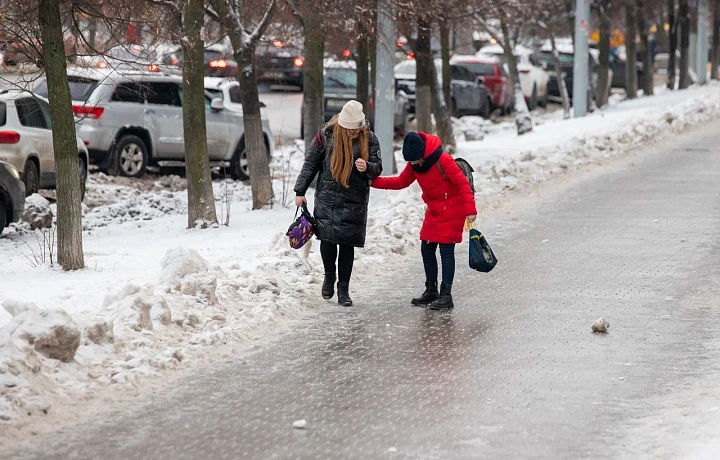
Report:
263,71,283,79
326,99,347,109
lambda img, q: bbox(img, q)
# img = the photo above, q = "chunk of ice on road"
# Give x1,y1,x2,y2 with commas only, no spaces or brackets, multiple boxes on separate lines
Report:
591,317,610,333
389,447,398,453
293,419,307,429
541,239,549,243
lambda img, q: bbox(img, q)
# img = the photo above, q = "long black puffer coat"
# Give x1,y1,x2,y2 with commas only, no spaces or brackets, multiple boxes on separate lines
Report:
294,126,382,247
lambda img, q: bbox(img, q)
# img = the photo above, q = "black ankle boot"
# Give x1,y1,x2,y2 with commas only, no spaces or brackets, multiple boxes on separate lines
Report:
429,282,454,310
337,282,353,307
411,281,439,306
322,272,336,299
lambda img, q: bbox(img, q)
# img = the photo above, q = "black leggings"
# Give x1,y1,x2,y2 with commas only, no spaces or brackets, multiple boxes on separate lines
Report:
320,241,355,283
421,241,456,284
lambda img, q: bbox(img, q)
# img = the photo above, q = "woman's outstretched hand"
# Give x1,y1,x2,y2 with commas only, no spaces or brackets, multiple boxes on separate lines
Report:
467,215,477,223
355,158,367,172
295,196,307,208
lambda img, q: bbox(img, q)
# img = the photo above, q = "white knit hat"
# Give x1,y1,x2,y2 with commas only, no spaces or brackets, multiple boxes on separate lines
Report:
338,100,365,129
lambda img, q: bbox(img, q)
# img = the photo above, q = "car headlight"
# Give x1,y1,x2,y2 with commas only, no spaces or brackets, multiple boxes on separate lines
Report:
3,162,20,180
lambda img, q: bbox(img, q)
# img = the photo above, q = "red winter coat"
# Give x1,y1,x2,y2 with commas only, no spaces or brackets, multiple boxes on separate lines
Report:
372,132,477,244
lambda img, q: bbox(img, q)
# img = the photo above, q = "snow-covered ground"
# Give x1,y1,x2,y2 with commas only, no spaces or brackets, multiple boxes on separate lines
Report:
2,81,720,430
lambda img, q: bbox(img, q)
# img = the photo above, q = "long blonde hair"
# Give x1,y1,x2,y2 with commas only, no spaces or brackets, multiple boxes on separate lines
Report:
327,116,369,188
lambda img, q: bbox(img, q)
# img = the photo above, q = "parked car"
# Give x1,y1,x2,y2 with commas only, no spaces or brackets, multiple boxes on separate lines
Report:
477,44,551,109
589,43,644,90
33,69,274,181
394,58,491,118
76,44,168,74
0,90,89,199
160,43,238,78
255,40,304,89
449,55,513,114
203,77,268,117
0,160,25,232
537,43,613,106
300,60,410,137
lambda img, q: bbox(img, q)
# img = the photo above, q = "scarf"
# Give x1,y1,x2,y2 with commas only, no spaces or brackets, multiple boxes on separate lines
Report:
410,146,443,173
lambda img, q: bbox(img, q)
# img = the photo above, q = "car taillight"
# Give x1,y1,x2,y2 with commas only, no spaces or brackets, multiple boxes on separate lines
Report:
0,131,20,144
148,63,160,72
72,105,105,120
97,61,107,68
520,69,530,74
171,58,178,65
368,95,374,109
209,59,228,68
293,57,304,67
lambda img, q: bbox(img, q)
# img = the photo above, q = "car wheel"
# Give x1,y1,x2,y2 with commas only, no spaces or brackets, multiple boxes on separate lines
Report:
23,160,39,197
78,156,87,201
230,140,250,181
528,86,538,110
0,198,7,231
115,135,148,178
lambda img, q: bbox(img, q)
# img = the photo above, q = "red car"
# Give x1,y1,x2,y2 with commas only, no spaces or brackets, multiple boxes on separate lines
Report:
450,55,513,114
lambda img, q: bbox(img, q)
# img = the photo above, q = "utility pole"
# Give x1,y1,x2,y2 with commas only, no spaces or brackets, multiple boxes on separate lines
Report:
375,0,396,175
697,0,710,83
573,0,591,117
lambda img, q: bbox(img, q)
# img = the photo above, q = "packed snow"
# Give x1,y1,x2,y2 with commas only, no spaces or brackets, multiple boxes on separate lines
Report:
2,81,720,430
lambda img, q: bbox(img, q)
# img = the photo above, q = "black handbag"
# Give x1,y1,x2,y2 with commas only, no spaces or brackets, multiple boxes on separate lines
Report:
468,226,498,273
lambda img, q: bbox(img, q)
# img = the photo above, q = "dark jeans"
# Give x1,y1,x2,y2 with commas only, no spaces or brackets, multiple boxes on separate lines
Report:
421,241,456,284
320,241,355,283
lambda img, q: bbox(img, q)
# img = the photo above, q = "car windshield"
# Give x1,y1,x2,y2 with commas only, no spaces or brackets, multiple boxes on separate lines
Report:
394,60,416,75
108,46,152,62
457,62,495,76
538,52,574,65
34,77,99,101
324,68,357,88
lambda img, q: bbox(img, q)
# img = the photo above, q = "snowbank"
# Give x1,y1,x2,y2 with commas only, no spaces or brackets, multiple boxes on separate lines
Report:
2,82,720,428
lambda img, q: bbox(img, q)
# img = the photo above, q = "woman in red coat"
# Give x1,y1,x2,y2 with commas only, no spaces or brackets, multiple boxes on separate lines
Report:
372,132,477,310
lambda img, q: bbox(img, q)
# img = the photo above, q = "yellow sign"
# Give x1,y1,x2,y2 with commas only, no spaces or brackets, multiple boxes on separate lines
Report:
590,29,625,48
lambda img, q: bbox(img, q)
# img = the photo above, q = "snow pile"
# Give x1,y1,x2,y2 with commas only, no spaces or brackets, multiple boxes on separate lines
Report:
21,195,53,230
83,190,185,230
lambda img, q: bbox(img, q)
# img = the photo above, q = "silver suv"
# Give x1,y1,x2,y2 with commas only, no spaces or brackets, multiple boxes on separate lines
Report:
33,69,274,180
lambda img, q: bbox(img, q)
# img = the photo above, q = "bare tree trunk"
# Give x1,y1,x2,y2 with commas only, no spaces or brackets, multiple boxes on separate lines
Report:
679,0,691,89
39,0,84,270
415,15,433,134
626,5,638,98
499,17,532,135
439,15,452,115
637,0,654,96
713,0,720,79
596,0,612,106
302,14,324,155
549,29,571,119
235,48,274,209
668,0,678,88
369,8,377,121
355,21,370,110
430,63,455,153
88,19,97,51
182,0,217,227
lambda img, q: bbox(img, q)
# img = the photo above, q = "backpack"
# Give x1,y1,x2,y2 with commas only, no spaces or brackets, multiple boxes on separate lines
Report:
435,156,476,195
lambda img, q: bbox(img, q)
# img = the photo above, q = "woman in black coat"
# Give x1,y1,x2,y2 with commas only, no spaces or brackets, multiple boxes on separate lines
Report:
294,100,382,307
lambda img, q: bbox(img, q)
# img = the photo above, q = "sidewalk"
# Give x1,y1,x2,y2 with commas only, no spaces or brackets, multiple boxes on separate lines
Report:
1,82,720,428
9,115,720,460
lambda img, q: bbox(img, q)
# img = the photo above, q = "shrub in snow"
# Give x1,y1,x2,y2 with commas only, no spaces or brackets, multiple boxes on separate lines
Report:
22,194,53,230
1,300,80,362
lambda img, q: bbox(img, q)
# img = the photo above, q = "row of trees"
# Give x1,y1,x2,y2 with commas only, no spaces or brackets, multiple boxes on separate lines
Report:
2,0,719,271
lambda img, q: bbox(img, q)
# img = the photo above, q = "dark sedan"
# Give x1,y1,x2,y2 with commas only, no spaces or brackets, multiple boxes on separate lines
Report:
300,64,410,137
0,161,25,232
256,41,304,89
394,59,491,118
161,47,238,78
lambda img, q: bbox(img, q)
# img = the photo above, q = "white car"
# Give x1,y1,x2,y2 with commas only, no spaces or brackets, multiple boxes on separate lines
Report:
203,77,269,118
76,44,176,75
0,90,89,199
478,44,550,109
